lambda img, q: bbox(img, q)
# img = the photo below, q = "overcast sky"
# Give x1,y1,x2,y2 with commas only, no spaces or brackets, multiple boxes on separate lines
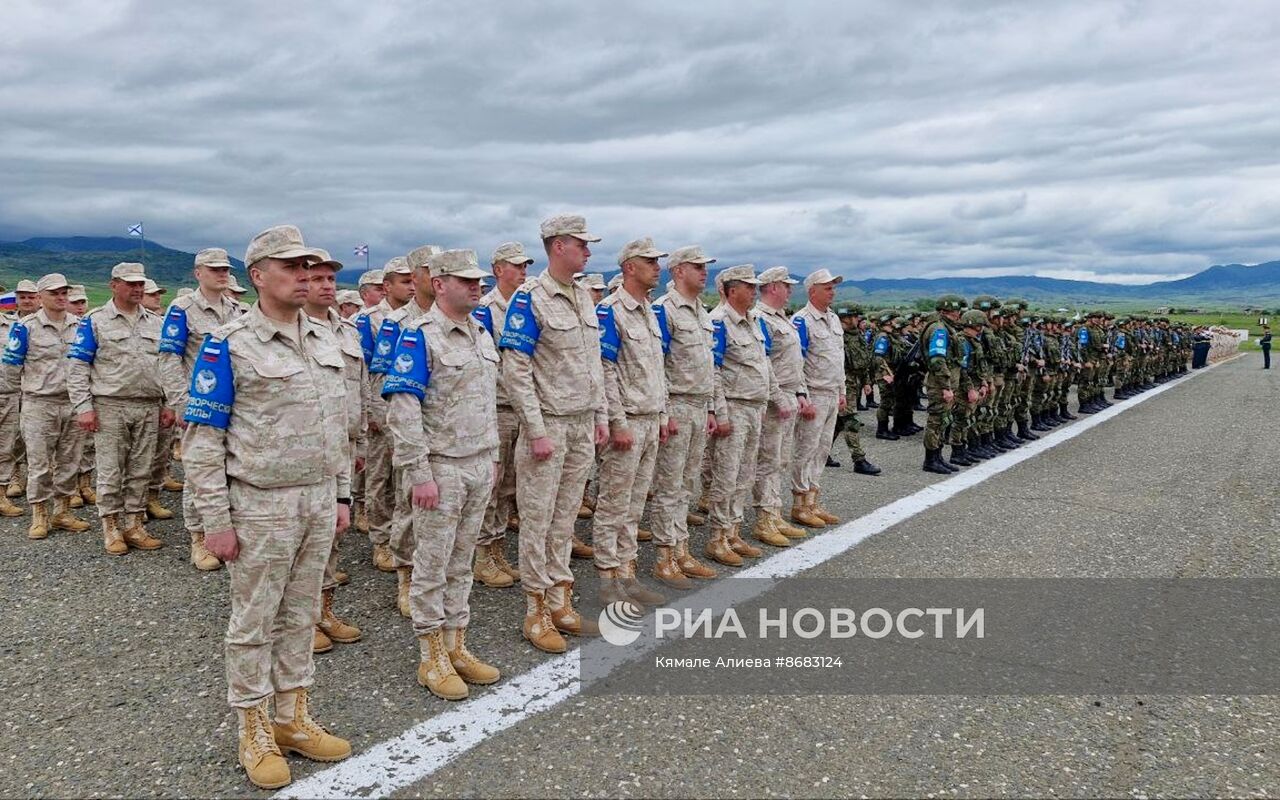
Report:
2,0,1278,283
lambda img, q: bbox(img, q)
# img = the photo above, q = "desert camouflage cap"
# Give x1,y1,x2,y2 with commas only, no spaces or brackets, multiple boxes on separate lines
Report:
668,245,716,266
803,268,843,288
142,280,162,294
607,273,624,292
716,264,760,288
37,273,69,292
427,249,489,280
309,248,343,271
407,245,443,271
757,266,799,285
111,262,147,283
194,247,233,269
227,275,248,294
177,287,193,298
383,256,412,276
491,241,534,267
574,272,607,290
68,284,88,302
337,290,362,306
358,269,384,287
15,280,37,293
617,237,668,266
936,294,966,311
245,225,319,267
540,214,601,242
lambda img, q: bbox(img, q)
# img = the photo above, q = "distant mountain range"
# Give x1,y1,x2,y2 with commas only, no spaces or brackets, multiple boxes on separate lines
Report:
3,235,1279,309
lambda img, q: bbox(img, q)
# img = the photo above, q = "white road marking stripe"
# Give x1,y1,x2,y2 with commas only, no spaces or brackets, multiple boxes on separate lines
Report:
280,356,1237,799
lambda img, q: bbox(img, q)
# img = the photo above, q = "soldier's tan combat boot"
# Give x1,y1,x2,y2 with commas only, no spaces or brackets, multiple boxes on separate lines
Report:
372,542,394,572
334,569,349,586
146,490,174,520
636,527,653,542
507,513,520,532
27,501,50,540
444,627,500,685
772,509,808,539
161,473,184,492
272,688,352,762
172,439,183,461
549,581,600,636
6,472,25,498
490,540,520,581
752,513,791,548
570,534,594,560
727,526,763,559
237,700,291,790
122,513,163,549
190,531,222,570
654,546,694,589
790,491,826,529
686,510,706,527
51,497,91,533
522,591,567,654
577,496,594,519
101,514,127,555
396,566,412,618
68,490,83,509
598,566,630,605
620,560,667,606
354,501,369,534
0,493,23,517
696,489,710,514
77,472,96,505
473,543,516,588
312,627,333,654
704,528,743,567
675,540,717,579
318,589,362,644
809,490,840,525
417,629,468,700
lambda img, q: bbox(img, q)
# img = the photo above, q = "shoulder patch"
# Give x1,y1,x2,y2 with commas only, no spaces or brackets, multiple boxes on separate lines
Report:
874,333,890,355
597,303,621,363
711,318,727,367
380,327,431,400
498,290,540,355
471,305,495,339
183,335,234,429
791,316,810,357
66,316,98,363
928,326,949,358
758,316,773,356
368,318,402,374
158,306,190,355
2,322,29,366
652,304,671,355
1078,327,1090,346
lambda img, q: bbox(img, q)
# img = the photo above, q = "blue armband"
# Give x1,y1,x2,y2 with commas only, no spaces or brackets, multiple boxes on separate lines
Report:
183,335,234,429
158,306,189,355
498,290,540,355
380,327,430,400
597,304,620,363
2,323,29,366
66,317,98,363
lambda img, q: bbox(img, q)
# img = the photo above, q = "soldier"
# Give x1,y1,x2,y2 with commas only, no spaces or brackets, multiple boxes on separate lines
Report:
67,263,170,554
158,247,244,571
0,299,23,517
66,284,95,509
6,280,38,502
919,295,966,474
948,310,992,466
374,245,439,616
790,270,846,527
870,311,899,440
571,272,607,530
381,249,500,699
649,245,720,587
498,214,609,652
337,290,362,319
2,273,90,538
750,266,810,546
831,307,881,475
471,242,534,589
303,250,366,653
705,264,776,565
185,225,351,790
142,279,184,513
226,276,252,312
970,296,1012,455
591,238,670,603
359,257,415,573
358,269,386,309
15,279,40,317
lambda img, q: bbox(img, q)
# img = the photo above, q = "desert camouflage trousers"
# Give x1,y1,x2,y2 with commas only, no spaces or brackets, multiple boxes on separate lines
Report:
753,402,797,511
365,426,394,547
0,393,19,484
93,398,160,517
477,406,519,547
516,411,594,593
225,477,336,708
149,417,176,492
21,396,84,504
410,454,493,636
650,395,709,547
792,389,839,493
591,413,660,571
708,398,764,529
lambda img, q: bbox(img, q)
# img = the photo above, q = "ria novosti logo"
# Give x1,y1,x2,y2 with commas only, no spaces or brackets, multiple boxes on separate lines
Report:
597,601,644,646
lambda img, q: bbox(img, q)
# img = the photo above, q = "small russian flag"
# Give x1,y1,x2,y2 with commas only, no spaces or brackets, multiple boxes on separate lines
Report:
0,293,15,312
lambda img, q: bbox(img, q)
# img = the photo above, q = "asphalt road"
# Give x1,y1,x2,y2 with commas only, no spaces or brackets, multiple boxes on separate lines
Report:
2,356,1276,798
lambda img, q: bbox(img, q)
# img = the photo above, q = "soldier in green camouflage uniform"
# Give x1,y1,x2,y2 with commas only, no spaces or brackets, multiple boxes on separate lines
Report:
970,296,1016,454
868,311,899,440
920,295,965,474
948,310,990,465
832,308,880,475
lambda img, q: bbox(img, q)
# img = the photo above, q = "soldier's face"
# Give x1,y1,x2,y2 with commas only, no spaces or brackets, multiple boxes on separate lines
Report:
16,293,38,314
41,288,68,313
70,300,88,315
626,257,661,292
111,278,145,308
495,261,527,294
306,266,338,308
840,316,854,332
673,262,707,294
339,302,360,318
761,282,791,307
808,282,836,309
413,267,435,303
589,288,604,304
359,284,385,307
251,256,311,309
142,293,163,312
434,275,482,315
383,273,414,304
554,236,591,270
196,265,231,293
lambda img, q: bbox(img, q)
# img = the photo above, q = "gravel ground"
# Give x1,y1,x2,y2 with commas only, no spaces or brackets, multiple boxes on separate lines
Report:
2,357,1275,798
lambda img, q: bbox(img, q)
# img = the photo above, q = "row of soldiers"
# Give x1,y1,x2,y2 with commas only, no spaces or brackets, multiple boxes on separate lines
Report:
832,297,1193,472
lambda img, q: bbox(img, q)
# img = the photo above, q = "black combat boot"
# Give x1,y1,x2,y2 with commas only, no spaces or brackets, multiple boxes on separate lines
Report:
826,455,841,468
1059,403,1077,420
1031,412,1049,431
987,432,1010,452
853,458,881,476
948,445,972,466
973,436,994,459
1000,426,1022,448
875,421,899,441
1018,418,1039,440
922,449,951,475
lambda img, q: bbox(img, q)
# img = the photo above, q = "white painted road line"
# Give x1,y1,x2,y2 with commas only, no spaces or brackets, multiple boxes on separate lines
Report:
279,356,1239,799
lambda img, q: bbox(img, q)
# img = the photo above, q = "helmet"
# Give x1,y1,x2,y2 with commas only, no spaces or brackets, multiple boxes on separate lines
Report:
960,310,988,328
935,294,966,312
971,295,1001,311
